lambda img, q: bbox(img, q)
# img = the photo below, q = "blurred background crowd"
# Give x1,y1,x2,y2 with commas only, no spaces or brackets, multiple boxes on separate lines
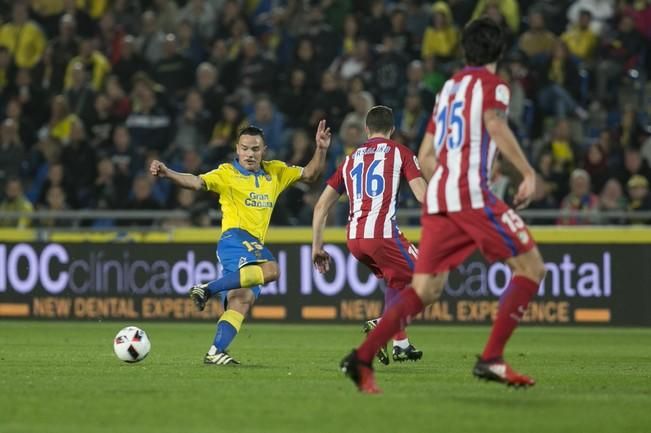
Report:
0,0,650,228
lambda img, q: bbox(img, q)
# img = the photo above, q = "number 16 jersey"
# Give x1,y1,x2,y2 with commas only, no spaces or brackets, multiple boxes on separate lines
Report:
327,137,422,240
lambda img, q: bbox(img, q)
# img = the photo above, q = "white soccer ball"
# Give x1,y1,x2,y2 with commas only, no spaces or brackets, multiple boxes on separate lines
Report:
113,326,151,363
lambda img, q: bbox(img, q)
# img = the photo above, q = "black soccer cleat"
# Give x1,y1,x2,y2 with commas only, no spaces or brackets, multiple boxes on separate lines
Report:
392,344,423,362
189,283,209,311
340,350,381,394
362,319,390,366
204,351,240,365
472,356,535,388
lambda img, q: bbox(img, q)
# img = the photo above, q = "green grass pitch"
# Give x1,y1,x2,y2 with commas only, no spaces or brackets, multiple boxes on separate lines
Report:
1,321,650,433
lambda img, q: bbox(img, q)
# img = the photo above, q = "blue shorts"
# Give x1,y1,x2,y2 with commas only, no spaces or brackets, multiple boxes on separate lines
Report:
216,228,275,302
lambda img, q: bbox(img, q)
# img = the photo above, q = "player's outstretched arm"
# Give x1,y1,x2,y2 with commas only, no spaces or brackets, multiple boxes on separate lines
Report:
484,109,535,209
302,119,332,183
149,160,205,191
311,185,340,273
417,132,438,182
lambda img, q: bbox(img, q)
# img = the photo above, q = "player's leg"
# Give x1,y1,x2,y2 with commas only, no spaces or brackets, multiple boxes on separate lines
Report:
461,202,545,387
205,287,257,365
190,229,276,310
341,215,474,393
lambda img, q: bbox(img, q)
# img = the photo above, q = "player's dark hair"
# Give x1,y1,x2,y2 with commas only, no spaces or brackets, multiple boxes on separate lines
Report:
238,125,265,144
462,18,505,66
365,105,394,135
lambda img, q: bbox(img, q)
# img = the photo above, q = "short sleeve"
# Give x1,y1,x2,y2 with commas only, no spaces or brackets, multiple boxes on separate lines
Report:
267,161,304,192
199,165,228,193
326,161,346,194
398,145,422,182
483,77,510,112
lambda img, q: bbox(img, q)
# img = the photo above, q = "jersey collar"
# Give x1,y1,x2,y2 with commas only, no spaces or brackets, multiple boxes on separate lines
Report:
232,158,266,176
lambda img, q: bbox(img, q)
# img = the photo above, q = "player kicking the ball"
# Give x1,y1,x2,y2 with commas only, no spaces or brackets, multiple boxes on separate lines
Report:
340,18,546,393
150,123,330,365
312,105,427,365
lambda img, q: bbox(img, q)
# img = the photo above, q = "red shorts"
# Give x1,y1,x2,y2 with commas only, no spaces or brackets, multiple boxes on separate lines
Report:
415,199,536,274
347,232,417,290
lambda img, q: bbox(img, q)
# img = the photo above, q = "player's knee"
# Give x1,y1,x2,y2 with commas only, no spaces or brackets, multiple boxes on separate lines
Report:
412,273,446,305
227,290,255,314
261,261,279,283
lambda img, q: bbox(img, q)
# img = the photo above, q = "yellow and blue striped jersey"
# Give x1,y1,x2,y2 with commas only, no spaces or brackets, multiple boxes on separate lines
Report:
199,159,303,243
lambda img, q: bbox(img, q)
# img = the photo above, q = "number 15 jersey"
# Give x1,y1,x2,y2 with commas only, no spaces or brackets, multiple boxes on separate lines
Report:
425,67,511,214
327,137,422,239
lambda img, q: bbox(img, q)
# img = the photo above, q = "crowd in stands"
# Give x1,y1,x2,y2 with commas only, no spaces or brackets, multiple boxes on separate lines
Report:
0,0,650,228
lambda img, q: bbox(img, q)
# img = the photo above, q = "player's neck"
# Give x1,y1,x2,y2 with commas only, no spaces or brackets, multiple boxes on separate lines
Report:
367,134,390,140
465,63,497,74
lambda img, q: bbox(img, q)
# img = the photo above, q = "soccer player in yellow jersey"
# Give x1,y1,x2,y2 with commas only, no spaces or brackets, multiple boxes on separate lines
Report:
150,122,331,364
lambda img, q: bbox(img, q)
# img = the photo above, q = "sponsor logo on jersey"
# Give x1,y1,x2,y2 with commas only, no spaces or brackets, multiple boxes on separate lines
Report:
244,192,273,208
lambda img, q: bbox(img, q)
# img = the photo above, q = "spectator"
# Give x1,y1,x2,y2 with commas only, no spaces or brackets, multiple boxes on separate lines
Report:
152,0,179,34
4,98,35,150
536,41,588,120
395,90,428,151
207,99,246,165
153,34,194,99
0,3,47,69
126,84,172,152
86,93,118,149
195,62,226,123
617,148,651,190
247,96,285,155
388,8,414,58
543,119,578,176
567,0,614,35
404,0,431,43
329,37,372,82
483,3,515,49
340,14,359,57
39,186,72,227
136,10,165,66
277,68,312,129
283,129,314,221
176,20,205,67
177,0,216,42
124,175,161,225
421,2,459,65
108,125,140,180
97,11,125,64
105,75,131,120
237,36,276,96
471,0,520,33
558,168,600,225
40,95,79,144
12,68,48,127
65,62,96,124
174,89,212,152
583,143,610,193
361,0,391,45
561,9,598,62
64,38,111,91
309,70,349,132
518,10,557,61
93,157,128,210
0,119,26,184
406,60,436,112
0,178,34,228
43,13,79,94
60,120,97,206
596,13,644,104
528,173,558,216
113,35,148,92
627,175,651,221
341,91,374,141
538,152,568,204
290,38,324,92
599,178,627,224
58,0,96,38
371,35,408,109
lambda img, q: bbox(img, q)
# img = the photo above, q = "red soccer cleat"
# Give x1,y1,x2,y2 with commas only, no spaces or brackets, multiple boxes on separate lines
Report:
340,350,382,394
472,356,536,388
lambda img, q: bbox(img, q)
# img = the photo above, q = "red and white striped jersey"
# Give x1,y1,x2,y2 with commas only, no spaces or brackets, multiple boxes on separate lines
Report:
327,137,422,239
424,67,510,214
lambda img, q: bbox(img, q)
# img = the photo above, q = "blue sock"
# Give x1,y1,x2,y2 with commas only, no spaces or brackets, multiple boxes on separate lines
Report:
206,272,240,296
214,321,238,352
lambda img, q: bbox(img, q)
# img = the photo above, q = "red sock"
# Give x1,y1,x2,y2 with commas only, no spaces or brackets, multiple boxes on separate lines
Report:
482,275,539,360
393,330,408,341
358,288,424,364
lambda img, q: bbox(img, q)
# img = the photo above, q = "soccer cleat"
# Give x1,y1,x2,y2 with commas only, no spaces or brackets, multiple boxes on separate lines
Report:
472,357,535,388
340,350,381,394
189,283,209,311
362,319,390,366
392,345,423,362
204,351,240,365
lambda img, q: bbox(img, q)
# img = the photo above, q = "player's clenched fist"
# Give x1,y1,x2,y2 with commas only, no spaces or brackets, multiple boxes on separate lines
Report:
149,160,168,177
312,248,332,274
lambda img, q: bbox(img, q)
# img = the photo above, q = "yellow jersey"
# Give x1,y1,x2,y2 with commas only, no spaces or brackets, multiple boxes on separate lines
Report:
200,159,303,243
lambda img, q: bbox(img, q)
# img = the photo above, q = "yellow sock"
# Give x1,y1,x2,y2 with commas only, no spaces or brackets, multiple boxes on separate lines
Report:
218,309,244,332
240,265,264,287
